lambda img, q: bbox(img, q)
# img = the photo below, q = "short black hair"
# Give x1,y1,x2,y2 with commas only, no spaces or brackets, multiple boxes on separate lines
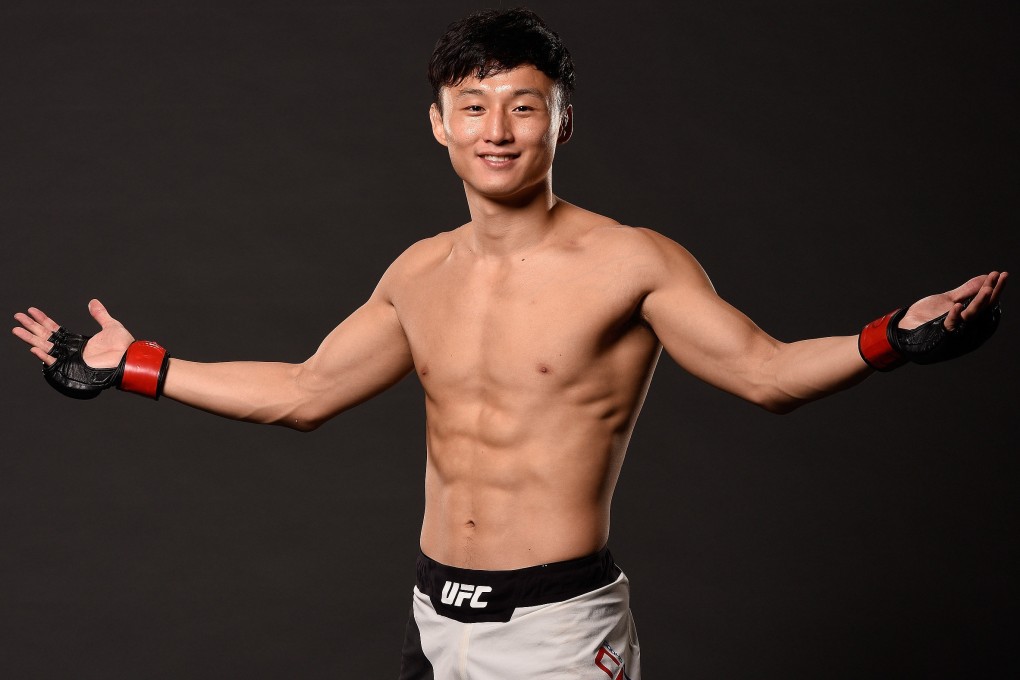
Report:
428,8,575,110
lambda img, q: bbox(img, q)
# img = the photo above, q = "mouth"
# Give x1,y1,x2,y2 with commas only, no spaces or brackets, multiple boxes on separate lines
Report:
478,153,520,165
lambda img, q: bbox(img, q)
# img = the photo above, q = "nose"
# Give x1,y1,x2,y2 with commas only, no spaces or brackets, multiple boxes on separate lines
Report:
483,110,513,145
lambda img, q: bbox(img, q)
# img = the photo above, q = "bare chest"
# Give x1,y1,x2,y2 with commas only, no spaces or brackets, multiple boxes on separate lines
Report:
394,253,650,394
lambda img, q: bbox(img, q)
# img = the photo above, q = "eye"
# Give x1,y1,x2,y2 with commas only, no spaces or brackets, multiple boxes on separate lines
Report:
513,105,534,112
464,105,484,113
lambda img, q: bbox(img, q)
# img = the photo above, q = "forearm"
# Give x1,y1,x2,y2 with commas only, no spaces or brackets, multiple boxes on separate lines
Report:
758,335,873,413
162,358,322,430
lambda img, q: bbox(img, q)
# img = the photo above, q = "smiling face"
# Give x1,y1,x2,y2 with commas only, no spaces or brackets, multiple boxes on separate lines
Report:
430,65,573,203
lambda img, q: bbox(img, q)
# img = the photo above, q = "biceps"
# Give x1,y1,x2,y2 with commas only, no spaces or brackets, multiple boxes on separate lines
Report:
298,298,414,415
644,285,780,394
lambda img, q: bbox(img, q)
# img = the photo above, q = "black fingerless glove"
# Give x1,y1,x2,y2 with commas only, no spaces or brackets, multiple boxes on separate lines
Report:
859,302,1002,371
42,327,169,400
47,326,87,359
43,328,121,399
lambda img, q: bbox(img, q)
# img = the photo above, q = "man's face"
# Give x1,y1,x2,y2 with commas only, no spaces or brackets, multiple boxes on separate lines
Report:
429,65,572,201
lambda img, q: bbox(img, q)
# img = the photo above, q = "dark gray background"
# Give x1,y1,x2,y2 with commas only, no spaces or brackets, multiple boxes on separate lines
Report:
1,1,1017,678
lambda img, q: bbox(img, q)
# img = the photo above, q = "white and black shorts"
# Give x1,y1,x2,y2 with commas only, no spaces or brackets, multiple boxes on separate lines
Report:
398,547,640,679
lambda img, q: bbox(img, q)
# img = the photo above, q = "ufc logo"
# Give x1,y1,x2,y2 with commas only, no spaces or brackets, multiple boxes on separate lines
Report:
595,642,630,680
440,581,492,608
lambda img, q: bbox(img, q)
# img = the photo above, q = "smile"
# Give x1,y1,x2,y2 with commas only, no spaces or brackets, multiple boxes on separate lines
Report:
480,154,519,163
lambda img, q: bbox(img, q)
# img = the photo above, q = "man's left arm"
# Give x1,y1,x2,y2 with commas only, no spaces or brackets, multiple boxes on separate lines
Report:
638,230,1007,413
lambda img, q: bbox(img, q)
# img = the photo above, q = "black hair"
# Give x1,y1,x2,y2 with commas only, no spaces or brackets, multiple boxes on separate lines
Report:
428,8,575,110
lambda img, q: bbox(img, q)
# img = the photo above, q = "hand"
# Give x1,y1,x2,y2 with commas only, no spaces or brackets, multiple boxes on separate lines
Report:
12,299,135,368
898,271,1008,330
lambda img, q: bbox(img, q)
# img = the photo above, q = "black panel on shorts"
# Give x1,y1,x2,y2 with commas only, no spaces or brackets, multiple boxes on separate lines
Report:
398,608,434,680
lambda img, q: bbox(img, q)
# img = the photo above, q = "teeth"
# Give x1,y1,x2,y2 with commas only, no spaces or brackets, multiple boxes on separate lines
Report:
482,155,513,162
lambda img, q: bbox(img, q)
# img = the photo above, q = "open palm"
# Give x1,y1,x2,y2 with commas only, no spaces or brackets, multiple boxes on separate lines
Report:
13,299,134,369
898,272,1007,331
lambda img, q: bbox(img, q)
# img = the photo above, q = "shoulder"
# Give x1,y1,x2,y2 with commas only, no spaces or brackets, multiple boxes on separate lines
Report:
582,223,712,286
372,228,459,300
393,230,457,271
550,198,712,284
551,201,650,255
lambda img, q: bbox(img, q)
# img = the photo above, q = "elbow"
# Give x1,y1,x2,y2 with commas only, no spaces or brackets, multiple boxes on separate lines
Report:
270,362,334,432
274,403,330,432
748,345,808,415
293,421,322,432
747,385,806,415
282,415,323,432
241,393,325,432
758,397,802,415
253,397,328,432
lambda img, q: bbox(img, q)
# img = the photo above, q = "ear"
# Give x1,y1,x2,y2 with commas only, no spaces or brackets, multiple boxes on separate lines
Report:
557,104,573,145
429,103,448,147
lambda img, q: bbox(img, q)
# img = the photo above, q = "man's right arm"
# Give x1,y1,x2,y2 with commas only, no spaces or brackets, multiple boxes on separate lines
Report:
14,273,415,431
163,292,413,430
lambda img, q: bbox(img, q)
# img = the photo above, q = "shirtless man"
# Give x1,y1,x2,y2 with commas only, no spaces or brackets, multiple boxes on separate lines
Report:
12,8,1006,680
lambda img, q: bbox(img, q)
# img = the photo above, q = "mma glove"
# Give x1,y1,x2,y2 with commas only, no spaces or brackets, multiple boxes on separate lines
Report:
44,327,169,400
859,301,1001,371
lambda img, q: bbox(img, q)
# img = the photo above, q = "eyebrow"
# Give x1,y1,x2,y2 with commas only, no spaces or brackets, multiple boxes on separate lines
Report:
454,87,546,99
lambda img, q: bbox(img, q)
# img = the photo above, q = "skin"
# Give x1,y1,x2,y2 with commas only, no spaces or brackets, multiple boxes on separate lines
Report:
13,66,1008,570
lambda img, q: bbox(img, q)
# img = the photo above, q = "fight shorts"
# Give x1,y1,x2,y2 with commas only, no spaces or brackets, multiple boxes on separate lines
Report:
398,546,640,679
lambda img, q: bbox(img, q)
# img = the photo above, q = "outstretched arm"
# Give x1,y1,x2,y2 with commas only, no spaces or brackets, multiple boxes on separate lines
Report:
14,285,414,431
161,291,413,429
638,231,1007,413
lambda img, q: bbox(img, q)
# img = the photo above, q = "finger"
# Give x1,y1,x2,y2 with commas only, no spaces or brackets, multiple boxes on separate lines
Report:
960,283,992,319
24,308,62,336
988,270,1008,305
88,298,120,330
945,274,988,303
29,346,56,366
14,311,56,341
943,302,965,331
977,270,1000,296
959,272,1000,321
12,325,56,353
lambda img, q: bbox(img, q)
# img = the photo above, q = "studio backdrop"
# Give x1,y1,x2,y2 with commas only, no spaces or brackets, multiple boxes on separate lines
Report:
1,1,1016,678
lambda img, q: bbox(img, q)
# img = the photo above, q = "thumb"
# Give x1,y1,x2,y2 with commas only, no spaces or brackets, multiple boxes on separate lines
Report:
943,302,966,332
88,298,120,329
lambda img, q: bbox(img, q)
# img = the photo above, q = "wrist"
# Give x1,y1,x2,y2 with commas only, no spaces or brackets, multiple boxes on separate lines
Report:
858,308,908,371
117,340,171,399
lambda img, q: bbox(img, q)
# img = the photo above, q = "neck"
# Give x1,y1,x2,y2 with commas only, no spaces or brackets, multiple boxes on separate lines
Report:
463,177,559,257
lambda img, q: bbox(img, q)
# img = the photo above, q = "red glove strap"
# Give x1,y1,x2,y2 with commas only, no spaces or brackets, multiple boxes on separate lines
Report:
859,309,907,371
119,340,169,399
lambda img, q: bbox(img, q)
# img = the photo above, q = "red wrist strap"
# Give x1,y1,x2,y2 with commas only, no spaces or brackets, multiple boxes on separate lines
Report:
859,309,907,371
118,340,169,399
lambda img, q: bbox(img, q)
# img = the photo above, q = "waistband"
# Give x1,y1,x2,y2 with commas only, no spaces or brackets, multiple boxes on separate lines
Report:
416,546,621,623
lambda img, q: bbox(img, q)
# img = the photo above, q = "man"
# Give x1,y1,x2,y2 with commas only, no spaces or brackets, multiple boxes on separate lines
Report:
11,8,1006,680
